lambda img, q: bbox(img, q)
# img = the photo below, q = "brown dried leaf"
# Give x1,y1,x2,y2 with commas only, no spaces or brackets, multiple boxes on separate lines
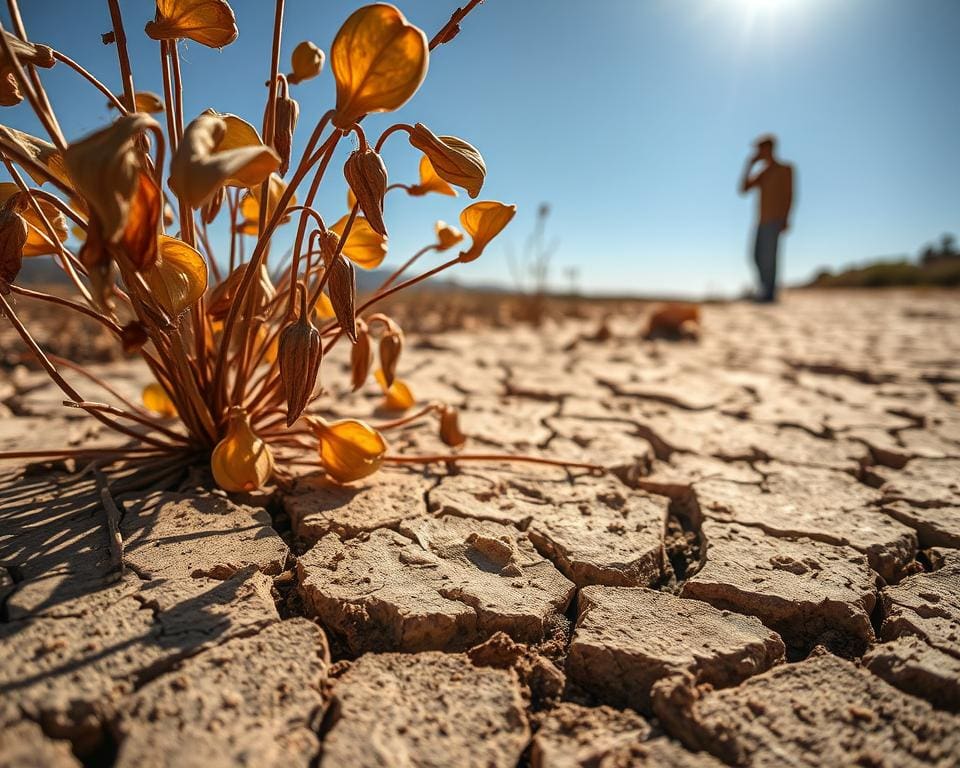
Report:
0,125,71,187
0,194,27,291
408,123,486,198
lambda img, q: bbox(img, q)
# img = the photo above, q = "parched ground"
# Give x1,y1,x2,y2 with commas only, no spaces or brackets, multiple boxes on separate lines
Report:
1,288,960,766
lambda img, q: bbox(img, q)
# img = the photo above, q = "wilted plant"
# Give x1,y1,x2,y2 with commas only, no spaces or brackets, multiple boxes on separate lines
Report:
0,0,600,493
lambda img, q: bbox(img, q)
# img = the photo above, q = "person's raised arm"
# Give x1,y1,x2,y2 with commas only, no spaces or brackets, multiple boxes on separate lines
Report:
739,153,762,195
782,165,795,230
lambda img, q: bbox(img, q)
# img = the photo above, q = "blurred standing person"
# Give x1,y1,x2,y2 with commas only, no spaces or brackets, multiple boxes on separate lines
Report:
739,135,794,303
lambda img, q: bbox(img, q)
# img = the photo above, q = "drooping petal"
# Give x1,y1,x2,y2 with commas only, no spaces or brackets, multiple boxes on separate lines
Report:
408,155,457,197
408,124,485,198
330,214,387,270
145,0,238,48
169,112,279,209
375,369,414,411
330,4,429,129
458,201,516,263
143,234,208,315
63,113,160,242
434,220,463,252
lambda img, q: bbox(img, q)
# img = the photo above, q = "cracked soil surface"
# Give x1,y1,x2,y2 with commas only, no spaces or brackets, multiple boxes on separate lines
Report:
1,289,960,766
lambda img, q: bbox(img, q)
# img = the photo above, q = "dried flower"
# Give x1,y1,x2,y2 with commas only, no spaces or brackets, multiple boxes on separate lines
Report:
142,382,177,417
0,193,27,292
458,201,516,263
273,87,299,176
120,321,149,355
330,214,387,269
63,113,160,244
207,262,274,320
0,183,67,257
110,92,165,113
330,4,429,129
142,235,208,316
408,123,485,198
327,253,357,342
439,405,466,447
375,369,414,411
408,155,457,197
351,320,373,390
169,111,279,208
211,408,275,492
145,0,238,48
434,220,463,251
237,174,294,234
378,321,404,388
287,41,324,84
0,32,54,88
343,147,388,236
279,285,322,426
312,418,387,484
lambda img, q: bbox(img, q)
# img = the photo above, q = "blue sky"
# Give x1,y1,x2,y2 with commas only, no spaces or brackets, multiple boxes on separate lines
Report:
3,0,958,297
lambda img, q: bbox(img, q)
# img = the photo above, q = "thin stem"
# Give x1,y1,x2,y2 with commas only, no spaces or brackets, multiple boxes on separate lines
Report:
52,50,127,112
106,0,136,112
385,454,606,472
377,244,438,291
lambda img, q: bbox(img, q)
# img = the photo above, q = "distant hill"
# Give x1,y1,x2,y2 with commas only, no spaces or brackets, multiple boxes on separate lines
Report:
807,233,960,289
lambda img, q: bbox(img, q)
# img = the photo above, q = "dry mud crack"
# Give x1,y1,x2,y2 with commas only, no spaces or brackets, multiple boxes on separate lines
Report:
2,290,960,765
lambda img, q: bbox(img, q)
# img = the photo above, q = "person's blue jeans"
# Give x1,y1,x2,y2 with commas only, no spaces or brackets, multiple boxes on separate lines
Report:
754,220,784,302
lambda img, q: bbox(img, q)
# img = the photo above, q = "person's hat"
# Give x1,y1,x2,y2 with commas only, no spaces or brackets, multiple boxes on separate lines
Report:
753,133,777,148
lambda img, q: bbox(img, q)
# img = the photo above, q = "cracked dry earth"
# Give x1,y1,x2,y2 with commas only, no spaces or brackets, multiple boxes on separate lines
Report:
2,288,960,767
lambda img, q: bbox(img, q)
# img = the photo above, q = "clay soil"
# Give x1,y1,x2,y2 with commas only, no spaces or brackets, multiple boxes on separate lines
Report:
1,288,959,767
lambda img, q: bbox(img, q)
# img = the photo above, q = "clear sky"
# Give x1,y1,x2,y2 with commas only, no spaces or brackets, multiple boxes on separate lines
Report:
2,0,958,297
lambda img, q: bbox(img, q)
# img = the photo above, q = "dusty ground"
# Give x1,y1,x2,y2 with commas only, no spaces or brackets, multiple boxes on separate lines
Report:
1,288,959,766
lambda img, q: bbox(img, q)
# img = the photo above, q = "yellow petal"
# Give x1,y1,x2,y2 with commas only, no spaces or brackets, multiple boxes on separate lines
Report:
145,0,238,48
211,409,274,492
330,4,429,129
330,214,387,270
409,155,457,197
459,201,516,263
408,124,485,198
375,369,414,411
314,291,336,319
111,92,165,113
143,234,208,315
316,418,387,484
169,112,279,209
434,220,463,252
142,382,177,417
237,174,295,234
288,41,325,84
0,183,68,257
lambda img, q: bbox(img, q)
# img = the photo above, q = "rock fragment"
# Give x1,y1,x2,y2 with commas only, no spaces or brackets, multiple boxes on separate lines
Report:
114,619,328,768
693,463,917,581
320,652,529,768
654,650,960,766
121,492,288,579
566,586,784,712
0,720,81,768
864,636,960,712
284,470,432,541
878,458,960,509
297,515,574,653
681,521,877,653
530,702,650,768
0,568,278,753
880,549,960,657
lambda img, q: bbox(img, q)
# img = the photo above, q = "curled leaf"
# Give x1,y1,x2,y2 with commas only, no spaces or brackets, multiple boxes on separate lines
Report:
143,234,208,316
0,182,67,257
211,408,275,492
0,125,70,187
459,201,516,263
0,31,54,72
434,220,463,252
170,112,279,208
288,41,324,85
408,124,485,198
330,3,429,129
375,369,414,411
343,147,387,236
408,155,457,197
63,113,160,243
145,0,238,48
142,382,177,417
330,214,387,270
110,92,165,113
313,418,387,484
